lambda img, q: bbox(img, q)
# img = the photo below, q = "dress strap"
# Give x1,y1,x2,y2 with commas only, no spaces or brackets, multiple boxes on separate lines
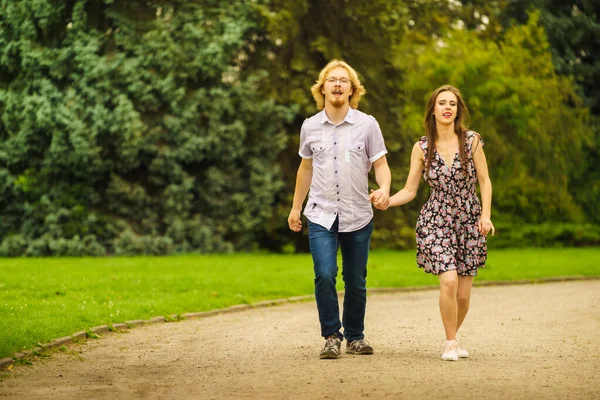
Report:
418,136,428,156
466,130,484,157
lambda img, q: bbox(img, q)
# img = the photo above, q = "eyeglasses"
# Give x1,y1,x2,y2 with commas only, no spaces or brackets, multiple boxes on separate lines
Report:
325,77,351,85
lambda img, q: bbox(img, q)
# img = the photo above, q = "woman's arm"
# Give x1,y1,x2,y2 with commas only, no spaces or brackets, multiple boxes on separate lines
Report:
383,142,424,208
472,135,495,235
370,155,392,209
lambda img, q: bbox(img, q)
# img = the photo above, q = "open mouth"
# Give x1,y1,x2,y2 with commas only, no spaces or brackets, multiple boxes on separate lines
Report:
442,112,452,118
332,89,343,96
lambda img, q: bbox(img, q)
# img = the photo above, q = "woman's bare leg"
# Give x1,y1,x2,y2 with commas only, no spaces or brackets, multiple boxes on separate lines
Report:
456,275,475,332
438,270,459,340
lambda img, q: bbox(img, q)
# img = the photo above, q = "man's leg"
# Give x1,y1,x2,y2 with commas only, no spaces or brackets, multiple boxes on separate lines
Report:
339,220,373,342
308,219,342,339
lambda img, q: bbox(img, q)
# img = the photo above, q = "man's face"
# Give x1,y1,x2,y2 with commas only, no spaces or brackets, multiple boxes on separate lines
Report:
322,67,353,108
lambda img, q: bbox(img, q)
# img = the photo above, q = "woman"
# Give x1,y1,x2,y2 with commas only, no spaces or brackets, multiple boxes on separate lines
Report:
371,84,494,361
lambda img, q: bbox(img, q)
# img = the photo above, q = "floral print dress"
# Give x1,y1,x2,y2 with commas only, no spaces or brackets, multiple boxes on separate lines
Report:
416,131,487,276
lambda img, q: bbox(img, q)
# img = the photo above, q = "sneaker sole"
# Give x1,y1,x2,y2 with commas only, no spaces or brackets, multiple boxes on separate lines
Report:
441,356,458,361
346,349,374,355
320,353,341,359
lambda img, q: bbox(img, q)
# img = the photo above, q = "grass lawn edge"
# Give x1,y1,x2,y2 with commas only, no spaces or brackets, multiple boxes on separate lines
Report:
2,274,598,372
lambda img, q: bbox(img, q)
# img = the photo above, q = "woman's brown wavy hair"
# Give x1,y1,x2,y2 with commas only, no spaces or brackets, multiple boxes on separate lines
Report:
423,85,471,177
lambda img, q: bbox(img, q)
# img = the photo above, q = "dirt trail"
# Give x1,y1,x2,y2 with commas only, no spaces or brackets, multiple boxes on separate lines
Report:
1,280,599,399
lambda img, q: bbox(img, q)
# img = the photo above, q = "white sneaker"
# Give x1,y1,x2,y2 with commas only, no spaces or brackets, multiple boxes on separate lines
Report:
456,342,469,358
441,341,459,361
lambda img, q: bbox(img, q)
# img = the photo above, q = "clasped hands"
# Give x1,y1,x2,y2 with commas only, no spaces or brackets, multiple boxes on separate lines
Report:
369,188,390,210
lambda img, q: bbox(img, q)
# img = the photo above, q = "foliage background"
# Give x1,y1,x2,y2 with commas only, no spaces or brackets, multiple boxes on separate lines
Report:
1,0,598,255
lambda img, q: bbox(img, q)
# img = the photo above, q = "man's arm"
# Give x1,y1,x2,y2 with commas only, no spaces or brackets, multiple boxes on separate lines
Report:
370,155,391,209
288,158,313,232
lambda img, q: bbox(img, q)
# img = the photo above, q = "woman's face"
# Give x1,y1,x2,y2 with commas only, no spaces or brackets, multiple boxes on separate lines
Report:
433,90,458,126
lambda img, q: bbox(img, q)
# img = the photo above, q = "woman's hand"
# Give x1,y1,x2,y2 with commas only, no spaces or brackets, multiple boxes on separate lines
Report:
370,189,390,210
478,216,495,236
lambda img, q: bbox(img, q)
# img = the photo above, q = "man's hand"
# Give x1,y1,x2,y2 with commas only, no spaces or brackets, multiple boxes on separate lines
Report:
369,188,390,210
288,208,303,232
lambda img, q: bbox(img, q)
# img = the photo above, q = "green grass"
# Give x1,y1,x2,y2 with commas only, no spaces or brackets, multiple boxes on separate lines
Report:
1,247,598,359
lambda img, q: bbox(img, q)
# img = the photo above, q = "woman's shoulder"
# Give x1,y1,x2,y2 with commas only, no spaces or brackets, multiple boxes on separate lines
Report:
418,136,428,151
465,130,484,152
466,129,480,138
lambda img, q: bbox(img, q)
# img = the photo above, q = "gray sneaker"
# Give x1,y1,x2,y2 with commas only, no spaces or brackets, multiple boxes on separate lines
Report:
346,339,374,355
320,335,342,359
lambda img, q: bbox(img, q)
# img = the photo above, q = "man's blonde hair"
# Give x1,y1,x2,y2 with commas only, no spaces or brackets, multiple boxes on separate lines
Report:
310,60,367,110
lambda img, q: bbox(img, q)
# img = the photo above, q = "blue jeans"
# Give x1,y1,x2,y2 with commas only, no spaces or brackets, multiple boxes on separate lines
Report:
307,217,373,342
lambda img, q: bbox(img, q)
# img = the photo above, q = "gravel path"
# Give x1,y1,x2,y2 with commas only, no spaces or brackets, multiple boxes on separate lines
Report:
1,280,599,399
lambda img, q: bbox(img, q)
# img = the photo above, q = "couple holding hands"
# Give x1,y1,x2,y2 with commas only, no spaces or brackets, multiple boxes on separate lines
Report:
287,60,494,361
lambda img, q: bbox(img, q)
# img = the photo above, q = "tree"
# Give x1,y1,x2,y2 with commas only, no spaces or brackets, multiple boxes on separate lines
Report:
251,1,596,250
461,0,600,223
0,0,294,255
393,11,591,236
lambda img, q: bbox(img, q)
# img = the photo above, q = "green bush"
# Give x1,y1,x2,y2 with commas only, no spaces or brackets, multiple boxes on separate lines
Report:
0,1,293,255
0,234,27,257
113,231,173,256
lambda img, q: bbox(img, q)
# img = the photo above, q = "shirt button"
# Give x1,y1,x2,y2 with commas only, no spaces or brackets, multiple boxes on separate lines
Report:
334,157,337,159
334,142,337,145
335,171,337,173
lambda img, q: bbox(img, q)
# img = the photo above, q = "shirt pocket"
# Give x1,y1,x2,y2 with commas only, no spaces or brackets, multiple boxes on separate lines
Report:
345,141,366,163
310,142,329,165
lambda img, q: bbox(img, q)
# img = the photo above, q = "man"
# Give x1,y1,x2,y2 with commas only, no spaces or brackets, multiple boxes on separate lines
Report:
287,59,391,359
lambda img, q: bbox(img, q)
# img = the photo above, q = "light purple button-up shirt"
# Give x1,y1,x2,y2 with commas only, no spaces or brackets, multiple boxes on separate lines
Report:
299,107,388,232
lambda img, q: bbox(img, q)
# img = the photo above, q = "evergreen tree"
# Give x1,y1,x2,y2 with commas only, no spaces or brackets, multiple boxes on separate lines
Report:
0,0,293,255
